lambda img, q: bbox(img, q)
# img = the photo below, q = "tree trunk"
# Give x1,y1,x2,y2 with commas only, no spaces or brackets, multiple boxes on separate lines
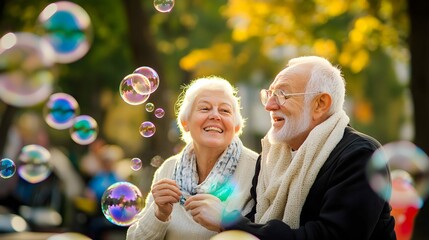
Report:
408,0,429,239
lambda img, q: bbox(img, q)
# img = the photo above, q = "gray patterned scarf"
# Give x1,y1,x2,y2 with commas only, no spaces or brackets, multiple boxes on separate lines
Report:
173,136,242,203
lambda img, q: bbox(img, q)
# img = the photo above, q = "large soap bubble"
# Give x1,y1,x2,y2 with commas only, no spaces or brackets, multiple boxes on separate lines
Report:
43,92,80,129
37,1,92,63
0,32,55,107
17,144,52,183
101,181,144,226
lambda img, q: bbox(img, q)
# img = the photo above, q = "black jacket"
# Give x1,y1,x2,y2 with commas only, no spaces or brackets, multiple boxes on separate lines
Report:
223,126,396,240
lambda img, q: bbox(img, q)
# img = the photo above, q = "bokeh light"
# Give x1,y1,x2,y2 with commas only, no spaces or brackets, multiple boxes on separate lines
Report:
0,158,16,179
145,103,154,112
70,115,98,145
119,73,150,105
150,155,163,168
0,32,55,107
17,144,52,183
154,108,165,118
367,141,429,240
133,66,159,93
139,121,156,138
153,0,175,13
43,92,80,129
130,158,142,171
101,181,144,226
37,1,92,63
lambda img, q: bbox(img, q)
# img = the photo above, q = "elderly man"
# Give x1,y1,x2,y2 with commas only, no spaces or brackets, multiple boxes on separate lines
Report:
192,56,396,240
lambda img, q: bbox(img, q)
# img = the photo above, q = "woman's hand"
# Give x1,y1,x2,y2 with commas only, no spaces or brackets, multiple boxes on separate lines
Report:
184,194,224,232
151,178,182,222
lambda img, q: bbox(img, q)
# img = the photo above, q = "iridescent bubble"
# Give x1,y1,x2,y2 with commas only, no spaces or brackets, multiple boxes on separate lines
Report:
154,108,165,118
43,92,79,129
70,115,98,145
139,121,156,138
101,181,144,226
210,230,259,240
145,103,155,112
133,66,159,93
130,158,142,171
366,141,429,239
131,74,151,95
0,158,16,179
153,0,175,13
119,74,150,105
37,1,92,63
0,32,55,107
18,144,52,183
150,155,163,168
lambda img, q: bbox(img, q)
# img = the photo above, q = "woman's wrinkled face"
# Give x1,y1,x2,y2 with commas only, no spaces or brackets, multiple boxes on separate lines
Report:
183,90,238,150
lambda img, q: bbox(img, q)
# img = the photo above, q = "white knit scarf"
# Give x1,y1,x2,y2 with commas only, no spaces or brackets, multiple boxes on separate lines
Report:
255,110,350,228
173,136,242,200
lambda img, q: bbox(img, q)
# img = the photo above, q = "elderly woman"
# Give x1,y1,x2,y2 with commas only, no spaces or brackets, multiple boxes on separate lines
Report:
126,76,258,240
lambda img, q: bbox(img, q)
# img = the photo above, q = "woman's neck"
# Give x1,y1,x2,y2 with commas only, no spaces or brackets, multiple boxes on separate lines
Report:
193,146,224,184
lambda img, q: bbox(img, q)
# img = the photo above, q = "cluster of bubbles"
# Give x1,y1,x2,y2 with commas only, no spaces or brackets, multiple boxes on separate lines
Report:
366,141,429,239
44,92,98,145
153,0,175,13
0,1,92,107
0,144,53,184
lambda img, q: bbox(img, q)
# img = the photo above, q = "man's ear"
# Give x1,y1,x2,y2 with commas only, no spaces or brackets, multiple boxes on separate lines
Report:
313,93,332,120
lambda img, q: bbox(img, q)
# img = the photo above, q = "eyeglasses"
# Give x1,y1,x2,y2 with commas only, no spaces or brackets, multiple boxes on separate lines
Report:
260,89,321,106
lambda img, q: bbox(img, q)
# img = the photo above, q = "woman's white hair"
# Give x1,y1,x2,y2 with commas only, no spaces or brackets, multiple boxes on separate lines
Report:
175,75,245,144
288,56,346,115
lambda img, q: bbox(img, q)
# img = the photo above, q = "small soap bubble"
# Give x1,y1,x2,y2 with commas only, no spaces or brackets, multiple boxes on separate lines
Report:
154,108,165,118
0,158,16,179
139,121,156,138
70,115,98,145
133,66,159,93
119,74,150,105
101,181,144,226
145,103,155,112
153,0,175,13
210,230,259,240
37,1,92,63
18,144,52,183
44,92,80,129
150,155,163,168
130,158,142,171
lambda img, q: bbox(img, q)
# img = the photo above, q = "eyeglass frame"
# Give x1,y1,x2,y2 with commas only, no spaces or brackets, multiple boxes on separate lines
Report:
260,89,322,106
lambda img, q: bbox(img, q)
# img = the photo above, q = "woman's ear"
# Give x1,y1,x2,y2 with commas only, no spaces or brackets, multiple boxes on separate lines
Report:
181,121,189,131
235,125,241,133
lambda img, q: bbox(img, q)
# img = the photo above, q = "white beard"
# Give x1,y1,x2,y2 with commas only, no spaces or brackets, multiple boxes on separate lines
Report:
268,105,311,144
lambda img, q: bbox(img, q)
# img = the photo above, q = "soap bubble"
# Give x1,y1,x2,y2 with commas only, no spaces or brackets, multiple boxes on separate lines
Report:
130,158,142,171
145,103,155,112
101,181,144,226
37,1,92,63
153,0,175,13
210,230,259,240
0,32,55,107
44,92,79,129
70,115,98,145
0,158,16,179
133,66,159,93
154,108,165,118
17,144,52,183
139,121,156,138
119,73,150,105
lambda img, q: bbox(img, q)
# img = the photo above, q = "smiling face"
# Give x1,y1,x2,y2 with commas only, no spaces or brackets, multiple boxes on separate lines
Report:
182,90,239,151
265,64,314,148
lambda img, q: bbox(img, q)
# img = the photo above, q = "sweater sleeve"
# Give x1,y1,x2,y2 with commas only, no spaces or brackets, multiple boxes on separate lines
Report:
126,157,177,240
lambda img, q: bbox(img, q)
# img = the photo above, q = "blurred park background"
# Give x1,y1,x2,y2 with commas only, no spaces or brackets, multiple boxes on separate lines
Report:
0,0,428,239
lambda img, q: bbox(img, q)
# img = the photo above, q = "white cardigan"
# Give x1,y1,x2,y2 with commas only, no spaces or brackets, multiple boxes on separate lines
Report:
126,146,258,240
